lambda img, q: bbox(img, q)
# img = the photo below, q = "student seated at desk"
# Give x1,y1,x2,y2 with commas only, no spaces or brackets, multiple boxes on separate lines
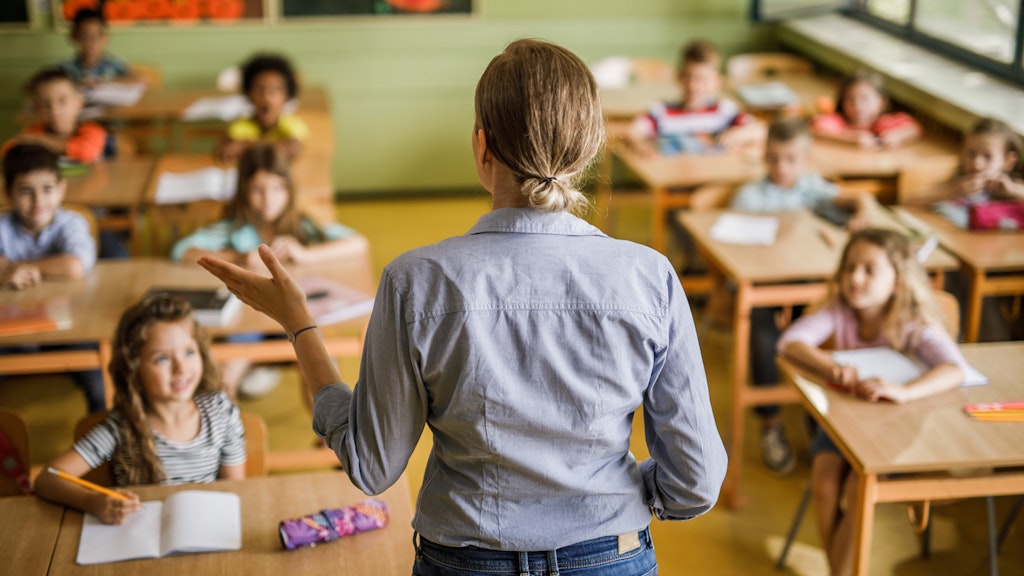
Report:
57,8,135,87
214,53,308,164
778,228,968,576
0,143,105,414
627,39,762,156
34,295,247,525
905,117,1023,341
733,118,877,476
3,68,107,164
172,144,366,397
811,68,921,150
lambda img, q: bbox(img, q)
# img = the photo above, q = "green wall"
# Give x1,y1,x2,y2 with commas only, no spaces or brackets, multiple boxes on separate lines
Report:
0,0,767,194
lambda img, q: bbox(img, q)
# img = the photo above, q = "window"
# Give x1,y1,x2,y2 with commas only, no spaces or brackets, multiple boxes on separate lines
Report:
849,0,1024,84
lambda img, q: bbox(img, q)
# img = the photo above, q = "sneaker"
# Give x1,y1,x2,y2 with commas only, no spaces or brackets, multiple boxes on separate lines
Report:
238,366,281,399
761,423,796,476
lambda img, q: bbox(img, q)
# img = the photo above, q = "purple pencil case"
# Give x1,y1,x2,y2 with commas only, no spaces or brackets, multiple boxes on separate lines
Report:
279,498,389,550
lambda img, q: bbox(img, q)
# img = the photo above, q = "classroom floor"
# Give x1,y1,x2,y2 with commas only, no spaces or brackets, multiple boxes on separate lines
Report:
2,194,1021,575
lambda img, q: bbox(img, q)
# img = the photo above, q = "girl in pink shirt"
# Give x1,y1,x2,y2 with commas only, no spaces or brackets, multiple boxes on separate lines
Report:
811,69,921,149
778,228,966,576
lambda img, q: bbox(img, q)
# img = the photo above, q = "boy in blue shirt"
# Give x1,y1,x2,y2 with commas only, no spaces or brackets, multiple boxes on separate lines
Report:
0,143,104,413
58,8,133,87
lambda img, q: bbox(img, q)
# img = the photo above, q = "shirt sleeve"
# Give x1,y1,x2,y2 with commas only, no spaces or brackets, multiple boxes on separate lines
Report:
730,180,765,211
777,305,840,353
631,113,658,140
215,393,247,468
312,266,428,496
873,112,921,137
811,113,847,134
170,221,232,262
64,123,107,163
279,115,310,141
72,412,121,470
55,210,97,272
638,263,728,521
227,119,260,142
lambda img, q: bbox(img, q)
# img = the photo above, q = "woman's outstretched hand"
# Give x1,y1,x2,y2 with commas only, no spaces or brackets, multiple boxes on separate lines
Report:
197,244,315,333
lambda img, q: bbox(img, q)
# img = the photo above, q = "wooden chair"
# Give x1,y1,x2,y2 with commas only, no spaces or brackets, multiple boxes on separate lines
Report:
129,63,163,91
0,408,31,496
144,199,224,257
629,58,675,84
726,52,813,82
73,409,268,486
63,203,99,255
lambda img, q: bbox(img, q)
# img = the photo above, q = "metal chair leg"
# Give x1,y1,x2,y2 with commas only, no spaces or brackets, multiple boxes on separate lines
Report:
987,496,999,576
997,494,1023,551
776,483,812,571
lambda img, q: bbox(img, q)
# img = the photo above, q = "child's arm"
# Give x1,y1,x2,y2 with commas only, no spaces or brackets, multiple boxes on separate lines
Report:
991,174,1024,200
834,188,877,230
780,341,860,389
812,126,880,149
717,121,765,152
856,363,963,403
219,463,245,480
903,174,985,206
18,124,106,163
878,122,922,148
33,449,140,524
1,254,86,288
269,233,369,266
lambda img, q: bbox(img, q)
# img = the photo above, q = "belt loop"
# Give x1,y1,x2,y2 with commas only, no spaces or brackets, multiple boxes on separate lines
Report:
518,551,530,576
547,549,559,576
412,531,421,559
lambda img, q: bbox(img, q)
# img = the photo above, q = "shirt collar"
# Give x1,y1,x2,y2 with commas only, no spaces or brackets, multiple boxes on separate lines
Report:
467,207,607,238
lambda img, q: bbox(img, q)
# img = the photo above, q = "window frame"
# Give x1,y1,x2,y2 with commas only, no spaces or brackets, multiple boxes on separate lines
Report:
845,0,1024,85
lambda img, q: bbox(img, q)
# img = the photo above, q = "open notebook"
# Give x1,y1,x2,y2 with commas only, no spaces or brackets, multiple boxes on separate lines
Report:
298,276,375,326
76,490,241,565
831,347,988,387
709,213,779,245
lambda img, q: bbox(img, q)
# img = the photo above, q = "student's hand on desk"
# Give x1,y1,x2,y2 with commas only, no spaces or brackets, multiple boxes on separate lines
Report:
198,245,315,334
856,131,881,150
89,490,140,525
854,377,905,403
3,264,42,290
830,364,860,390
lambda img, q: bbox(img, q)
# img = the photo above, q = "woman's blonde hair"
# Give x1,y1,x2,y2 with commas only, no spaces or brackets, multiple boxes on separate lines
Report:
826,228,948,351
474,39,605,215
225,144,325,244
107,295,220,485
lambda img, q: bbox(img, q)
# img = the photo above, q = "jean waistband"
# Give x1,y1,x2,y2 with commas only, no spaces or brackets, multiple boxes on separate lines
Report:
416,527,652,573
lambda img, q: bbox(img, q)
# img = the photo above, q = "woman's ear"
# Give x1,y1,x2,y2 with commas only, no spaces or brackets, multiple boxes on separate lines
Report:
474,128,491,165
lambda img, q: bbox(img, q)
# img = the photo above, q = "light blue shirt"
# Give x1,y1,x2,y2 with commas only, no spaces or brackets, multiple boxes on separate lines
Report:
313,208,727,551
731,172,838,212
0,208,96,271
170,217,356,261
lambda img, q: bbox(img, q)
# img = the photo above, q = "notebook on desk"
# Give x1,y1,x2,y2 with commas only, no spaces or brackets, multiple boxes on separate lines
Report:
709,213,779,245
831,347,988,387
76,490,241,565
83,82,146,107
153,167,238,204
298,277,375,326
736,81,798,109
0,296,71,337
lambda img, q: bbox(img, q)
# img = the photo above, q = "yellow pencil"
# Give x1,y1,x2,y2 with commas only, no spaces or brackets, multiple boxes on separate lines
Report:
47,467,130,500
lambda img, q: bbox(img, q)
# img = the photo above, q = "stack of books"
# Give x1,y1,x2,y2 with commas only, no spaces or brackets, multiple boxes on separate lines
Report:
963,401,1024,422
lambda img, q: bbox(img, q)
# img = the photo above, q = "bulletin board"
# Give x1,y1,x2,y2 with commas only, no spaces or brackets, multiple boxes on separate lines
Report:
55,0,266,27
281,0,473,18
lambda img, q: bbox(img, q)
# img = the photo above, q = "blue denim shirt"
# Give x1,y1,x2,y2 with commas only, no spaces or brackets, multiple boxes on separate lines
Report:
313,208,726,551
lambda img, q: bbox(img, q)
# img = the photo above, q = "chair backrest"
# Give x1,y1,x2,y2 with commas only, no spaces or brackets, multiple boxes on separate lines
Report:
896,156,960,204
146,199,225,257
130,63,163,90
0,408,31,496
630,58,675,84
62,203,99,257
932,289,960,338
726,53,813,82
73,408,267,486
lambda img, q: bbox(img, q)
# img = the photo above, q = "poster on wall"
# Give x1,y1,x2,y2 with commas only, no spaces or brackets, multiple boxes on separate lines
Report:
56,0,266,27
281,0,473,18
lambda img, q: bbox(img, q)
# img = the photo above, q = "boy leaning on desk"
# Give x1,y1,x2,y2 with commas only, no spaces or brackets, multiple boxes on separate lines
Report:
626,39,763,157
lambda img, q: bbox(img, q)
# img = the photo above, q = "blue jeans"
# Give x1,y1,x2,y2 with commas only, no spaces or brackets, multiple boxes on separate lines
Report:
413,528,657,576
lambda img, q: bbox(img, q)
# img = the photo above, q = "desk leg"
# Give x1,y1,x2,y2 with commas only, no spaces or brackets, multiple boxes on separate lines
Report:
723,282,753,509
98,340,113,409
852,473,878,576
966,267,985,343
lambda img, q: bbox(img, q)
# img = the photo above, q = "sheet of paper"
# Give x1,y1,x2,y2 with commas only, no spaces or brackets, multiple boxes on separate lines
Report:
181,95,253,122
153,167,238,204
160,491,241,556
298,277,375,325
77,501,162,565
709,213,779,245
736,81,797,108
831,347,987,387
84,82,146,107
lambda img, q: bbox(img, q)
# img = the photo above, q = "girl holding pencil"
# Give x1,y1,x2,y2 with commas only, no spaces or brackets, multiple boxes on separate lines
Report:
34,295,246,524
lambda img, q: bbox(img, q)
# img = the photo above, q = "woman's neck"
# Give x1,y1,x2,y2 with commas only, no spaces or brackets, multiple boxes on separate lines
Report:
489,172,528,211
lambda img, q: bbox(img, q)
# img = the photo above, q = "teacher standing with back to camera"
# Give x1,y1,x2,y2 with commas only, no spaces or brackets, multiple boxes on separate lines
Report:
200,38,726,576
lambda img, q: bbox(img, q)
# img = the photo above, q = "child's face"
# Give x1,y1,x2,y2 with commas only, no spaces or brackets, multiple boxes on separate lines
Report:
765,138,809,189
33,79,83,136
9,170,66,234
248,71,289,129
247,170,290,225
72,20,108,66
137,320,203,406
841,81,885,128
679,61,721,109
839,240,897,315
962,133,1017,176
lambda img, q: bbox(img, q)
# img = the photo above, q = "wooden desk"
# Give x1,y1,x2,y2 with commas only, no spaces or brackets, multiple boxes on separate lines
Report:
811,136,959,181
48,471,414,575
677,208,959,508
782,343,1024,576
893,207,1024,343
0,496,65,576
0,256,373,407
95,86,330,124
